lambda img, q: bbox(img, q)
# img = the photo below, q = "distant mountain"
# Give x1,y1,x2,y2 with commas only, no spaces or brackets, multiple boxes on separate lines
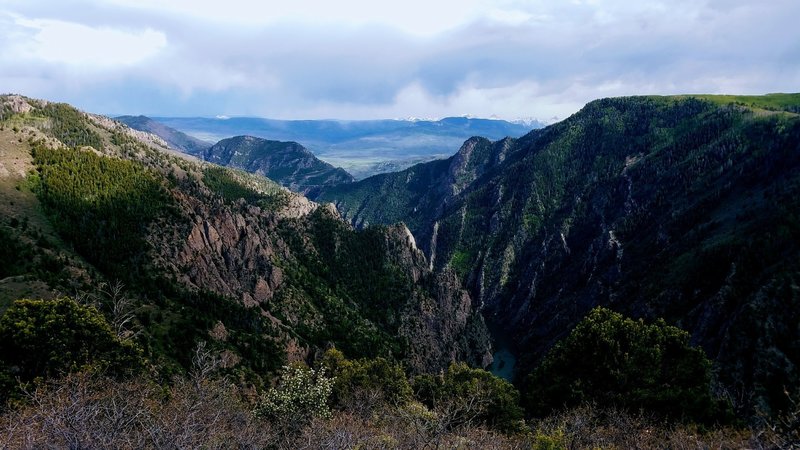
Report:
317,93,800,415
152,116,539,179
204,136,353,196
116,115,352,194
116,115,212,155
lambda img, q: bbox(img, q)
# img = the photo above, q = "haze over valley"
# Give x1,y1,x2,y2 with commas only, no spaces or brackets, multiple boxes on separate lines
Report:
119,114,538,179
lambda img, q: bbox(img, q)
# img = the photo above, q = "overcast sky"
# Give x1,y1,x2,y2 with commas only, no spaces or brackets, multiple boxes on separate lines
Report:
1,0,798,121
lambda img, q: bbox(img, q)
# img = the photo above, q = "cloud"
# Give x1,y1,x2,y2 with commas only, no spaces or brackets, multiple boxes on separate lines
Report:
7,15,166,68
98,0,490,36
0,0,798,120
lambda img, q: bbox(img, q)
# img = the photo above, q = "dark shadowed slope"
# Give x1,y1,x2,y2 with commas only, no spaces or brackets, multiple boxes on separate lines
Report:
318,94,800,414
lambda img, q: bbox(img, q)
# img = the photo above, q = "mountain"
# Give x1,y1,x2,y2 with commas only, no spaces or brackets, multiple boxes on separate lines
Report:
152,116,539,179
317,93,800,414
116,114,212,155
0,95,490,383
115,115,353,195
203,136,354,197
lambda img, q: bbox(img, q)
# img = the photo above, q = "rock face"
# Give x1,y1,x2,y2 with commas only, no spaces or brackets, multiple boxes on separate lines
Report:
147,173,490,373
171,197,283,306
382,224,493,370
318,95,800,413
204,136,354,196
1,94,491,377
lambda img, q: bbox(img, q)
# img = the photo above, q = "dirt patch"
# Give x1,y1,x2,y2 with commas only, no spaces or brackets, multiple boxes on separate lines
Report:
0,276,57,313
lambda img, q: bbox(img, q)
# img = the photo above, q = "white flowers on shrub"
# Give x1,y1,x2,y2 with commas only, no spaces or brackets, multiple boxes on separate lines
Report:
254,365,334,426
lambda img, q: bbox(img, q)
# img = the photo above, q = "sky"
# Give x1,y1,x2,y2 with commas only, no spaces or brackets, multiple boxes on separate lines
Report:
1,0,799,122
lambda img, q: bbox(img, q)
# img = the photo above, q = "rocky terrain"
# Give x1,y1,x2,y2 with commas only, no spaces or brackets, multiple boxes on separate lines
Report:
317,94,800,414
0,95,490,379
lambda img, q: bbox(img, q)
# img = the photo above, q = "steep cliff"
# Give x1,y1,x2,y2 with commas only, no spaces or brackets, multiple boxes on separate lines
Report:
0,95,490,380
318,94,800,413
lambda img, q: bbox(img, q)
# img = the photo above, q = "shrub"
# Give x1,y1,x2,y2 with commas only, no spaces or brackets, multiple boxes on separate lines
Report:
0,297,142,380
0,297,143,405
525,307,731,423
413,362,525,434
322,348,412,410
0,372,274,449
254,364,334,431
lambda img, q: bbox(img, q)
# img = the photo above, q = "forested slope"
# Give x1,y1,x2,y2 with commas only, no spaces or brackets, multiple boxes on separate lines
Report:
319,94,800,415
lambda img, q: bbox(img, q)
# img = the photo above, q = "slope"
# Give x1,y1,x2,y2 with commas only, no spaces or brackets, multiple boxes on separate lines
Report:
318,94,800,414
0,95,491,387
204,135,354,197
116,114,212,155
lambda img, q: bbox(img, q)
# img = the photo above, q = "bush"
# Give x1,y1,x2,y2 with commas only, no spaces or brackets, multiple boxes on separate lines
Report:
0,372,274,449
322,348,412,410
0,297,143,405
525,307,731,423
413,362,525,434
0,297,142,379
254,364,334,432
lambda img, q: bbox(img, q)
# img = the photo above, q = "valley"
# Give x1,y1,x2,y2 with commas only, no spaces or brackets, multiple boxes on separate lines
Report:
142,115,537,179
318,94,800,416
1,93,799,448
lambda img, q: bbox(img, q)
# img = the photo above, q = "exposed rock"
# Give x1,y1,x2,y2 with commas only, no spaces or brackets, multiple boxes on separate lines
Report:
317,95,800,414
2,95,34,114
209,321,229,341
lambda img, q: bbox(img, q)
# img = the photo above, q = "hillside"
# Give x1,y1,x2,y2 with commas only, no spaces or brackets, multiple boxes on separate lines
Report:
154,116,539,179
116,115,353,195
317,94,800,414
2,94,797,447
0,95,490,385
116,114,212,155
204,135,354,196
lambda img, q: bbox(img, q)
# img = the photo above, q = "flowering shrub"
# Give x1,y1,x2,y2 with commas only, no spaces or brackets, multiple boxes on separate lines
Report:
254,364,334,430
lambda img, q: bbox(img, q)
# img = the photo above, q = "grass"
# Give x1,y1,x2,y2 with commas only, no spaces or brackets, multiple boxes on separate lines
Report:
681,93,800,112
0,128,57,233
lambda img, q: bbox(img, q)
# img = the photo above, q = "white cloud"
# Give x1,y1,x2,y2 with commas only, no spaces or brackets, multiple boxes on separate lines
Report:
100,0,492,36
0,0,798,119
10,16,166,68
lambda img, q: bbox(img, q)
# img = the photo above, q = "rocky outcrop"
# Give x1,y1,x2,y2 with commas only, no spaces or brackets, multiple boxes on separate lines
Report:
172,199,284,306
148,178,490,373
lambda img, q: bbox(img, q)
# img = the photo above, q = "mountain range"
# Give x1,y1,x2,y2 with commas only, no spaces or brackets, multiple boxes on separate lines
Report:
2,92,799,432
117,115,355,196
115,115,212,155
145,115,539,179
